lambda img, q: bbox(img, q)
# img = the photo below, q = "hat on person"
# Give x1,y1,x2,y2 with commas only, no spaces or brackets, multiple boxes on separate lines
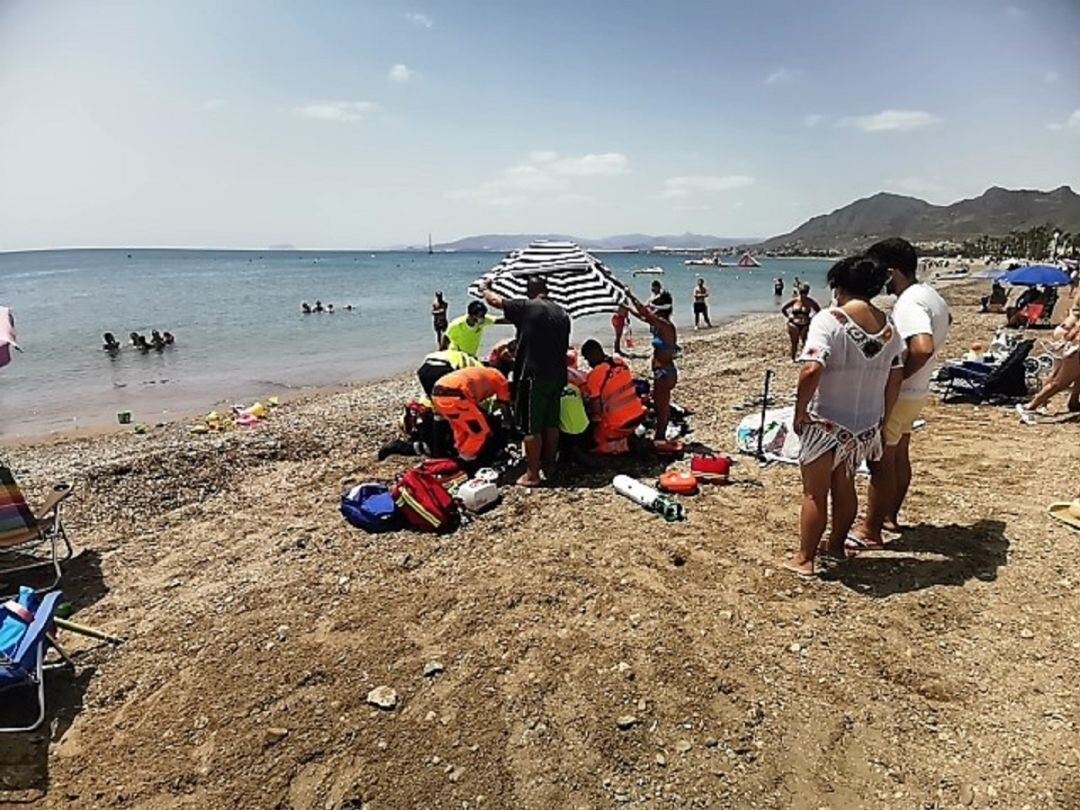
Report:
1048,499,1080,531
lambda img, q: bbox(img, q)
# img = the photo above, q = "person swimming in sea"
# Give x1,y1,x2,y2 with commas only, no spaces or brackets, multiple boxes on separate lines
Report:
301,301,312,314
313,300,325,313
102,332,121,354
163,331,175,346
327,303,335,314
130,331,151,352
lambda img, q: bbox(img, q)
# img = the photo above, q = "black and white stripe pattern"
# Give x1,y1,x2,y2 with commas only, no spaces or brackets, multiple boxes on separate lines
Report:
468,241,628,319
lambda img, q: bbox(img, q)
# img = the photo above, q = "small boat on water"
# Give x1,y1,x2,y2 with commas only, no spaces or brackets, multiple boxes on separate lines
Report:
736,252,761,268
632,266,665,276
684,257,729,267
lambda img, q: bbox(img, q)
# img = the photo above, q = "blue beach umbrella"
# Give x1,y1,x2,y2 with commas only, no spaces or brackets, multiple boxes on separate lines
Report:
1001,265,1071,287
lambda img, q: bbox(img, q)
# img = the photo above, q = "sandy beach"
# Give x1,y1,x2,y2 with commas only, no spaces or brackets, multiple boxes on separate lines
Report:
2,281,1078,808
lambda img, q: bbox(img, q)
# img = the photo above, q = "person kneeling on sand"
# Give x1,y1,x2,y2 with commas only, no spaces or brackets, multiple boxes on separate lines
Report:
785,255,904,578
482,276,571,486
581,339,646,455
850,238,950,548
430,365,512,463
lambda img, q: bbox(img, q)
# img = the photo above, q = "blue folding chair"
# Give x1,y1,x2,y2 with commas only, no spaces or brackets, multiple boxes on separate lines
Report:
0,588,65,733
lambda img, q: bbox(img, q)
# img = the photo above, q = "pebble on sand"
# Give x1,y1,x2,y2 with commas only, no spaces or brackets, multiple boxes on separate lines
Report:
366,686,399,710
615,715,640,730
423,660,445,677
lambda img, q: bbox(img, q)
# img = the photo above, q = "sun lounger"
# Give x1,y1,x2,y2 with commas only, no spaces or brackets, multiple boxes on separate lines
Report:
0,588,66,732
938,339,1034,403
0,467,74,596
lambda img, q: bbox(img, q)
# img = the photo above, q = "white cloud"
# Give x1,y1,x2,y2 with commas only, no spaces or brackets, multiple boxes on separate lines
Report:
388,64,414,83
405,12,433,28
202,98,226,111
765,67,799,86
447,151,628,205
802,113,824,128
661,175,755,199
843,109,940,132
292,100,378,123
549,153,629,177
1046,110,1080,132
1043,70,1060,84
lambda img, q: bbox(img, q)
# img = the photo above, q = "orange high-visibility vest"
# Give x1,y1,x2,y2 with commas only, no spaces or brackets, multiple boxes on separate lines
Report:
585,357,645,432
433,365,510,404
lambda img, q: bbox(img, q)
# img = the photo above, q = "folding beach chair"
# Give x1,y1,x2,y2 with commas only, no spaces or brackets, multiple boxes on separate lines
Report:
0,588,66,733
939,339,1034,403
0,466,74,595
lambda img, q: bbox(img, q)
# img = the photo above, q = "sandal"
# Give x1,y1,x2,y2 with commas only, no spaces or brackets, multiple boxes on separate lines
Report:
845,534,886,552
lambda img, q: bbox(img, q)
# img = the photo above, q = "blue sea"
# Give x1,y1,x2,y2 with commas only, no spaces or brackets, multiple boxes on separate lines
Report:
0,249,831,437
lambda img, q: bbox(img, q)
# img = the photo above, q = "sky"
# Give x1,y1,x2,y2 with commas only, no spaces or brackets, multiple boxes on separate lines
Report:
1,0,1078,250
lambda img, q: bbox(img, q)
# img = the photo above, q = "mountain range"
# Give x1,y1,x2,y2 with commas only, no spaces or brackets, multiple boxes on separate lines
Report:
757,185,1080,251
423,186,1079,254
430,232,748,252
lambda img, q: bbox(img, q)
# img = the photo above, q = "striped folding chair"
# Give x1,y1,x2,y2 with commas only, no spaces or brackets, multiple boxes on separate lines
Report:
0,466,74,596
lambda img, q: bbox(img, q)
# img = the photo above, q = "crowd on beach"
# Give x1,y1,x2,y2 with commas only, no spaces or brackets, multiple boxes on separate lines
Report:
102,330,175,355
387,236,1080,576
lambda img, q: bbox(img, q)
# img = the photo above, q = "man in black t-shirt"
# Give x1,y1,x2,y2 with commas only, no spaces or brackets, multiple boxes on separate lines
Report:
483,276,570,486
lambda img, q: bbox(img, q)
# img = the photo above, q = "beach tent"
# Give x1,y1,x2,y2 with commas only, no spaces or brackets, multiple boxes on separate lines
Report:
972,268,1007,280
1001,265,1071,287
468,241,628,319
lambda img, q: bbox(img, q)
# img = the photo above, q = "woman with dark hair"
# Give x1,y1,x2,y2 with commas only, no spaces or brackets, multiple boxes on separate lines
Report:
627,289,678,446
431,291,449,349
781,284,821,360
785,256,904,577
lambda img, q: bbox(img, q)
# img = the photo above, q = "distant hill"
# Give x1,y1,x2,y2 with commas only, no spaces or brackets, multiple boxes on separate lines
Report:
758,186,1080,252
431,232,749,252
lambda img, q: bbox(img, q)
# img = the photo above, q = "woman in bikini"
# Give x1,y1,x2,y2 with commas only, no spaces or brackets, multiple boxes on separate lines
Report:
781,284,821,361
431,291,449,349
786,256,904,578
627,291,678,446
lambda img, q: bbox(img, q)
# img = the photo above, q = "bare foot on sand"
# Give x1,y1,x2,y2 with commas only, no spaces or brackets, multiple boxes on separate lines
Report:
516,473,543,487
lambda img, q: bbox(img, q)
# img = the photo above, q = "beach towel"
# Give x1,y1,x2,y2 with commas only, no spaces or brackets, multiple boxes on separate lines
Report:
0,307,18,369
735,407,888,475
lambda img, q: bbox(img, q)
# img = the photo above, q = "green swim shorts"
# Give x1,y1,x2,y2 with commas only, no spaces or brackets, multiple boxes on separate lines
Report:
515,377,562,435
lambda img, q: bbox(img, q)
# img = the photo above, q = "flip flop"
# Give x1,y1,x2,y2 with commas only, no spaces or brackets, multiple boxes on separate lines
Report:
781,561,817,580
845,534,886,552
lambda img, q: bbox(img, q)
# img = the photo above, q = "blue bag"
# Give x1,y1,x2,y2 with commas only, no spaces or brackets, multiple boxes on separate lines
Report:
340,484,402,533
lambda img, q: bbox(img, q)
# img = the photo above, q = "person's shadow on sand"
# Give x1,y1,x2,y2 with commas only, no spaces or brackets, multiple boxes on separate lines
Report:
822,519,1009,598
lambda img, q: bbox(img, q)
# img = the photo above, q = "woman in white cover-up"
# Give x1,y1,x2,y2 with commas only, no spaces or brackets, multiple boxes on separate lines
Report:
786,256,904,577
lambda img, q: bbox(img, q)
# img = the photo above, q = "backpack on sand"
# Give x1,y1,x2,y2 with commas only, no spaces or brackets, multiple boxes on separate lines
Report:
392,469,460,533
341,483,403,533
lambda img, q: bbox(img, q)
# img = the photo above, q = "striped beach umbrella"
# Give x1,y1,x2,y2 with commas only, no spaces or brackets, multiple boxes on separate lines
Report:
468,241,628,319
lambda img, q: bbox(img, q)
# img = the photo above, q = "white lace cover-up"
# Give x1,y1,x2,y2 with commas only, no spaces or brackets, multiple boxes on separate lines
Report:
797,308,904,474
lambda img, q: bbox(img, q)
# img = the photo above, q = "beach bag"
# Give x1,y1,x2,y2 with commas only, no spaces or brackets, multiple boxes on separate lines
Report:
393,469,459,533
691,453,732,484
559,385,590,435
415,458,468,493
340,484,402,533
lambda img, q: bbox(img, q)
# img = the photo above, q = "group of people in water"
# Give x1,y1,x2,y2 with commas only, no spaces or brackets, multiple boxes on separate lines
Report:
102,330,175,355
301,300,354,314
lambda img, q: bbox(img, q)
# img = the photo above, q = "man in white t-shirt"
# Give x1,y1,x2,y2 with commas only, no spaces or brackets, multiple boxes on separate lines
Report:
852,238,951,548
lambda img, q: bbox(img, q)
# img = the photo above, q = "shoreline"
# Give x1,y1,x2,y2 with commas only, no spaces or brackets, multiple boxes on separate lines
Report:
1,305,770,446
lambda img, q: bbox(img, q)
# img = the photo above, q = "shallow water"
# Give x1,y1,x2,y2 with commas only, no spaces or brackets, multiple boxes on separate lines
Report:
0,249,829,436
